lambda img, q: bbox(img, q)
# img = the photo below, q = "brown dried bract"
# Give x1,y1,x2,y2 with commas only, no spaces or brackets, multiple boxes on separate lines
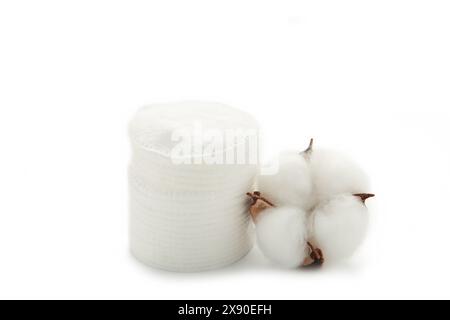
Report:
353,193,375,204
246,192,275,222
303,242,324,268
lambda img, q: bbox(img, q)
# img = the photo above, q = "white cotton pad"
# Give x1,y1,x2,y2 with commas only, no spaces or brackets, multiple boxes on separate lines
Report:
128,172,251,212
129,101,259,158
128,163,256,194
128,101,259,272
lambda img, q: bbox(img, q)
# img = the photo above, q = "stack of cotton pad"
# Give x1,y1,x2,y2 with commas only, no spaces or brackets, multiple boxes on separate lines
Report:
129,101,259,272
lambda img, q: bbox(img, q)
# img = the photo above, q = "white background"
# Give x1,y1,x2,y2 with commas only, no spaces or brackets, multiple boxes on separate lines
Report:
1,1,450,300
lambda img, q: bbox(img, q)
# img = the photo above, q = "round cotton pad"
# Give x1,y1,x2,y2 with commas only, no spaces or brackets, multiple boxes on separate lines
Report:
128,101,259,272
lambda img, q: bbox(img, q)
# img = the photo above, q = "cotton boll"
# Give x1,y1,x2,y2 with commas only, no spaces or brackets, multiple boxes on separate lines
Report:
257,151,313,209
309,149,369,203
312,195,370,261
256,206,308,268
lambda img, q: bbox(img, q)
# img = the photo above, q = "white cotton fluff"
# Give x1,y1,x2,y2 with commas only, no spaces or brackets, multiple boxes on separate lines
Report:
256,206,308,268
257,151,313,210
312,195,369,261
309,149,369,203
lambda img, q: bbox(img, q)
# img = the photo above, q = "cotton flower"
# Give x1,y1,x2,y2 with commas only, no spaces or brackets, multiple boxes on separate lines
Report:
250,139,374,268
255,206,309,268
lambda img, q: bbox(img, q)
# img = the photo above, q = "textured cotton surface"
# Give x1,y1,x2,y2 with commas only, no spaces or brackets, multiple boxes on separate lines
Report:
129,101,259,157
129,102,259,272
256,206,308,268
257,151,313,210
309,149,369,204
312,195,369,261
